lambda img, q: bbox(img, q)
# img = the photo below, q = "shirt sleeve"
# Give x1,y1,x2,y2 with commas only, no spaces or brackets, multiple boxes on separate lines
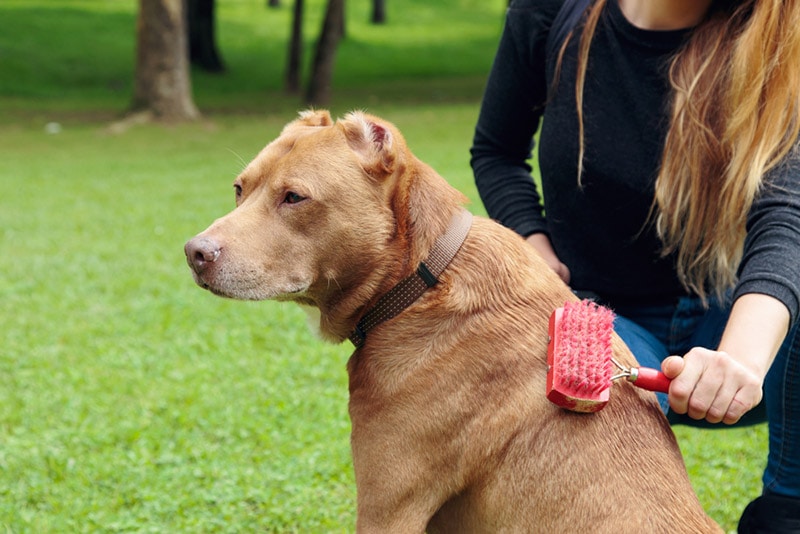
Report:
470,0,563,238
734,144,800,327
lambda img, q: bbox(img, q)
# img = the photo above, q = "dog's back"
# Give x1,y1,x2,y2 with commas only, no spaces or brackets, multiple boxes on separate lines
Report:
351,216,720,533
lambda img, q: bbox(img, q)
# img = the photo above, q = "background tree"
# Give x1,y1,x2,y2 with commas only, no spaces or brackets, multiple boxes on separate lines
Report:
285,0,304,94
132,0,199,120
305,0,344,106
188,0,225,72
371,0,386,24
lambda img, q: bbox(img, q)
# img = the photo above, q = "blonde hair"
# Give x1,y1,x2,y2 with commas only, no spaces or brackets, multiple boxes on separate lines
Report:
566,0,800,300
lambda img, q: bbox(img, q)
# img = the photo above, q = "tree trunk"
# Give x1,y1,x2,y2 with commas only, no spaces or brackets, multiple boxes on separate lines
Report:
188,0,225,72
305,0,344,106
338,1,346,38
285,0,304,94
371,0,385,24
133,0,199,121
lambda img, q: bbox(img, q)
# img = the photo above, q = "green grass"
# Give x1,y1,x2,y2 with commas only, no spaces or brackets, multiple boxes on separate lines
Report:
0,1,765,532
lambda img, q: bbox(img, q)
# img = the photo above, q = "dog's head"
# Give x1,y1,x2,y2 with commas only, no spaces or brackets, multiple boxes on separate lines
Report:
185,110,420,316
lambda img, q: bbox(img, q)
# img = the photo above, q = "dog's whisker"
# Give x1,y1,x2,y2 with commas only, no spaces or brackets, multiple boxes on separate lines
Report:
326,275,342,292
226,147,249,171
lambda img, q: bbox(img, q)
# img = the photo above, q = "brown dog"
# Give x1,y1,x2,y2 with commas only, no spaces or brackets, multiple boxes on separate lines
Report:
184,110,722,533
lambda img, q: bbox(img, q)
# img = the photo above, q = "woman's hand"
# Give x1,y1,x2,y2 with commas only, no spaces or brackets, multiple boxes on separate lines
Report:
525,233,571,284
661,350,763,424
662,293,790,425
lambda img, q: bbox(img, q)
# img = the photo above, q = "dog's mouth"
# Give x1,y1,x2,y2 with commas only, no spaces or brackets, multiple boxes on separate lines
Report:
194,276,230,299
194,273,311,302
188,269,213,291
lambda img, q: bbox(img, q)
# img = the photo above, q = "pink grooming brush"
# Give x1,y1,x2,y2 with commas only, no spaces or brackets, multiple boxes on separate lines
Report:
546,300,672,413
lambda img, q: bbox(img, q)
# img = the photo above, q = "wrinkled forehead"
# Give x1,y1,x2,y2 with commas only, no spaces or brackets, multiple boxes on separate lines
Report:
240,122,328,172
268,120,333,159
236,120,358,189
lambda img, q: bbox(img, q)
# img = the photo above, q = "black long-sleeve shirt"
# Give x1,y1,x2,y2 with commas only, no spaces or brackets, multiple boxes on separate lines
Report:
471,0,800,325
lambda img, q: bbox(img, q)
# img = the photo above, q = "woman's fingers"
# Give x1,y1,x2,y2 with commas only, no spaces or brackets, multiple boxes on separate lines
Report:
664,348,762,424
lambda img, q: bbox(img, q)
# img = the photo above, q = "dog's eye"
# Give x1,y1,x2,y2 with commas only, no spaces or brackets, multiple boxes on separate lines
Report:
283,191,305,204
233,183,242,199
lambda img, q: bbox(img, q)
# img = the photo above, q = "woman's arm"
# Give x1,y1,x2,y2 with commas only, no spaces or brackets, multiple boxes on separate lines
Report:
471,0,561,239
663,143,800,425
526,233,571,283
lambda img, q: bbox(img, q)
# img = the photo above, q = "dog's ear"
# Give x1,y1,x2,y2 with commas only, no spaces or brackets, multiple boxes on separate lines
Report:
340,111,397,179
279,109,333,139
297,109,333,127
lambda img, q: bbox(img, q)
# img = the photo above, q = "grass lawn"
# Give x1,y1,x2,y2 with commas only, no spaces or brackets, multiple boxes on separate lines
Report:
0,1,765,532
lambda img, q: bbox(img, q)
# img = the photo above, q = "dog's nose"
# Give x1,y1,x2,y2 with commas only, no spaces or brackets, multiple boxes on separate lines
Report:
184,236,221,274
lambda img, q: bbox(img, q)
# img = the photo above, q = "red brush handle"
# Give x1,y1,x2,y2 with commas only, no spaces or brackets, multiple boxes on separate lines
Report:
630,367,671,394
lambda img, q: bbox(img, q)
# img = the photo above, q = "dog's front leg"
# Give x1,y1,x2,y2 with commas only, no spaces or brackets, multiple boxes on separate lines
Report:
350,418,454,534
351,446,443,533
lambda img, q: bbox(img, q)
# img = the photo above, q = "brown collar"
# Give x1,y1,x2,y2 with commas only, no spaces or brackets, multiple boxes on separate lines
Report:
349,209,473,347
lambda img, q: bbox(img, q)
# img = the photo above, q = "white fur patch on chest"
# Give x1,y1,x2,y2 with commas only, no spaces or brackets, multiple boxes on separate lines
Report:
298,304,323,338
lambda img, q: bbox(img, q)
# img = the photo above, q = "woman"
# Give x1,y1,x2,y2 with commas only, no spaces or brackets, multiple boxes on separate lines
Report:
470,0,800,531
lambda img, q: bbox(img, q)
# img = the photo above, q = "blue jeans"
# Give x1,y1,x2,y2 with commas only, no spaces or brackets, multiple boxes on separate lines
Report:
610,295,800,499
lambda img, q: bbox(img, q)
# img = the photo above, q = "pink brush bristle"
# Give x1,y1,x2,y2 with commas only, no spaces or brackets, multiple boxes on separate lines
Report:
546,300,615,413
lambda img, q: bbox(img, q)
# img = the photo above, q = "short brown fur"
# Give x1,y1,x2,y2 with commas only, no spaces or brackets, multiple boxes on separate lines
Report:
185,110,722,533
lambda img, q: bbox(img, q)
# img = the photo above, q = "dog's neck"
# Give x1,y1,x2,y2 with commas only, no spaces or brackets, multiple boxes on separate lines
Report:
314,155,468,344
348,208,473,347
